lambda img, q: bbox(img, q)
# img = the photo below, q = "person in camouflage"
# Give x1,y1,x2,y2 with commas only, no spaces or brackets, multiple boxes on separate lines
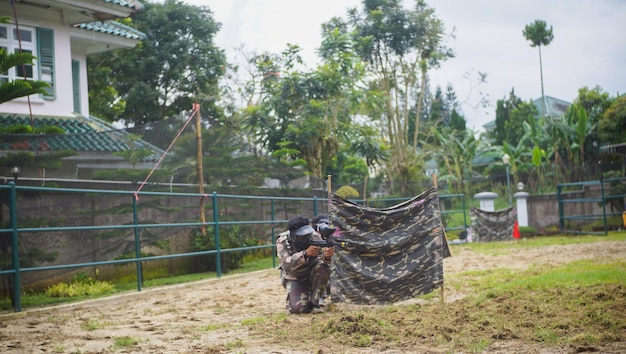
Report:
276,215,334,314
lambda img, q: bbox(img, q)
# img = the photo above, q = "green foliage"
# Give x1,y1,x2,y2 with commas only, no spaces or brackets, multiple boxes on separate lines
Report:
506,101,538,147
112,134,155,169
523,20,554,48
336,185,359,199
346,0,452,194
87,0,227,125
492,88,523,145
598,95,626,145
112,336,139,348
0,41,49,104
0,151,77,174
519,226,538,235
190,223,262,273
45,275,115,298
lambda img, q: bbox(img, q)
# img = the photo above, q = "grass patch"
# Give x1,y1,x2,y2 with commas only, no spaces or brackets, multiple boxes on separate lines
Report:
245,255,626,352
112,335,139,348
80,319,111,331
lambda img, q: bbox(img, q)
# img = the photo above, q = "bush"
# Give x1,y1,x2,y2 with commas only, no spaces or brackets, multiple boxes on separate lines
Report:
45,275,115,298
336,186,359,199
519,226,538,235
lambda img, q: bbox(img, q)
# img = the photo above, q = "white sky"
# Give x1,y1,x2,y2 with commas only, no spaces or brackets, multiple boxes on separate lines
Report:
182,0,626,131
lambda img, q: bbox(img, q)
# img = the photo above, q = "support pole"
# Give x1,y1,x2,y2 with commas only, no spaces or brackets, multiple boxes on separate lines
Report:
431,172,446,305
326,174,334,314
195,103,206,235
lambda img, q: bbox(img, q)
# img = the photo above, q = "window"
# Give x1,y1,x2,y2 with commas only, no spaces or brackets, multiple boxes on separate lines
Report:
0,24,55,99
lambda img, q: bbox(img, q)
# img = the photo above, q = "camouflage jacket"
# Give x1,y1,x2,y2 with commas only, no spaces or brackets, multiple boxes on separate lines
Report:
276,230,329,282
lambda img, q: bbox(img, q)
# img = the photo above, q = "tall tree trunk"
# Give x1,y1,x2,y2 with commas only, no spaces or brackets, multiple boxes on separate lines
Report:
538,45,547,115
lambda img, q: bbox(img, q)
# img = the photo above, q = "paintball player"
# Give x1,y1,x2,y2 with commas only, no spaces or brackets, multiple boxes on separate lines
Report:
276,215,334,314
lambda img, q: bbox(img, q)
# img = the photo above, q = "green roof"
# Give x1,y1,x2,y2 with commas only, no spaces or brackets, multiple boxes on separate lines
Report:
104,0,145,11
74,21,146,41
0,114,161,162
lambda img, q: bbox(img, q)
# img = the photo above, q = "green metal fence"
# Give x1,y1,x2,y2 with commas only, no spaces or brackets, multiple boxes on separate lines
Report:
557,177,626,235
0,183,466,312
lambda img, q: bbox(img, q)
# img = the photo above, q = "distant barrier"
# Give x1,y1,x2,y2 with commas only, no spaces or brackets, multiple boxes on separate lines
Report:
557,177,626,235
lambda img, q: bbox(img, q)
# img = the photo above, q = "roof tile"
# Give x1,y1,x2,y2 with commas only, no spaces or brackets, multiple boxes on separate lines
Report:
0,115,161,162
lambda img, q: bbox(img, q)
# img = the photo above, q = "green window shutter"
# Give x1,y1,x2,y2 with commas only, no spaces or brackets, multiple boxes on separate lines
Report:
72,60,81,113
37,27,55,99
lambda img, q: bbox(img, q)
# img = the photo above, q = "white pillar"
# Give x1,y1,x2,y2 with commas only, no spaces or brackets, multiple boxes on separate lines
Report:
473,192,498,212
514,192,530,227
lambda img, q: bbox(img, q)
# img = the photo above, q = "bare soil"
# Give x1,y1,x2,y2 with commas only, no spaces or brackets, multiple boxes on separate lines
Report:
0,239,625,354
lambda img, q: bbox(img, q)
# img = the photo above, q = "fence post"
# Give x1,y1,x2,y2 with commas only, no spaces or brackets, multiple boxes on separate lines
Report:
212,192,221,277
132,194,142,291
9,182,21,312
271,198,276,268
462,194,467,232
600,180,608,236
557,184,564,231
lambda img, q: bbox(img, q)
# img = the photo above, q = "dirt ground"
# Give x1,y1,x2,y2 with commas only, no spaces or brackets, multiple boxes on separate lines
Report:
0,239,625,354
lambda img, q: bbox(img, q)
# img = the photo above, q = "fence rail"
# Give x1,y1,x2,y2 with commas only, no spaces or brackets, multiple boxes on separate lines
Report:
557,177,626,235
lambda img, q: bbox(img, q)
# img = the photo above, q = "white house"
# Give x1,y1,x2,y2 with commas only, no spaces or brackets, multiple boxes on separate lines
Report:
0,0,162,180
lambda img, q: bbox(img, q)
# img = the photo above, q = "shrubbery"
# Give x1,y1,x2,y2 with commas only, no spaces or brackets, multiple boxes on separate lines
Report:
45,273,115,298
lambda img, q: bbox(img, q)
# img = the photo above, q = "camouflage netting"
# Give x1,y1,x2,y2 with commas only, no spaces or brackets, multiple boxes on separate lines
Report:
329,188,448,305
470,206,516,242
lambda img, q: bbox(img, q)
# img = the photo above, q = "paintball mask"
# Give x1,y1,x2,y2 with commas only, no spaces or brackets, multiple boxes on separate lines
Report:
288,216,315,252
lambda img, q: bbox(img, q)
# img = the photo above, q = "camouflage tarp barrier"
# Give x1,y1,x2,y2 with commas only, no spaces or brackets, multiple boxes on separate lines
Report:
469,206,516,242
329,188,447,305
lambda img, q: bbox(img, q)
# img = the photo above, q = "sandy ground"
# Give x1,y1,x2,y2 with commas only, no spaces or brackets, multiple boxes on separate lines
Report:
0,239,624,353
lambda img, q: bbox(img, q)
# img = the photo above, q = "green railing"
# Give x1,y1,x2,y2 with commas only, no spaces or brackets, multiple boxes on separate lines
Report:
0,183,466,312
0,183,334,312
557,177,626,235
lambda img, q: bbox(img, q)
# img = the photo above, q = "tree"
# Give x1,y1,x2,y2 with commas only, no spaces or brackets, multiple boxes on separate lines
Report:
431,127,492,195
598,95,626,145
523,20,554,112
87,0,227,127
505,101,538,147
491,89,522,145
243,17,368,181
347,0,452,194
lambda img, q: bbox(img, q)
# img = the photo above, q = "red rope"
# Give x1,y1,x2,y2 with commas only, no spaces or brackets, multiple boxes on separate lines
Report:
134,105,200,198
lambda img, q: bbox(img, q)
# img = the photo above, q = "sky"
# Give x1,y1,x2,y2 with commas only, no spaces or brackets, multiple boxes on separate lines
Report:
181,0,626,132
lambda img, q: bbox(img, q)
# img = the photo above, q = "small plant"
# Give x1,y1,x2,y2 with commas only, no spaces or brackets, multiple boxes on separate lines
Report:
225,338,245,349
45,276,115,298
81,319,109,331
241,317,267,327
519,226,538,235
112,336,139,348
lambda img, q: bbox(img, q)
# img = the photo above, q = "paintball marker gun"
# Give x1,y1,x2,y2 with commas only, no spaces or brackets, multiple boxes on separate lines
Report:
306,223,338,248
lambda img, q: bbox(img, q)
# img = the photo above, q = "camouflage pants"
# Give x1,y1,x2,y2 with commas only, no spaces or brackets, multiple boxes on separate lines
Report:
284,261,330,314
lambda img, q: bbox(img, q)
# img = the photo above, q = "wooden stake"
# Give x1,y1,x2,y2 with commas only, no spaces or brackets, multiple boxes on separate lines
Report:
326,174,334,314
431,172,446,305
195,103,206,236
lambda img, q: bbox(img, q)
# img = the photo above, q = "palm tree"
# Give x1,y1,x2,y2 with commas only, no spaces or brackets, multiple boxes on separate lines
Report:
523,20,554,114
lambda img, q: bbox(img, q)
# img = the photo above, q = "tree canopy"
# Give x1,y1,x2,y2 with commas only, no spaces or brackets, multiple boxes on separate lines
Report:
87,0,227,127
